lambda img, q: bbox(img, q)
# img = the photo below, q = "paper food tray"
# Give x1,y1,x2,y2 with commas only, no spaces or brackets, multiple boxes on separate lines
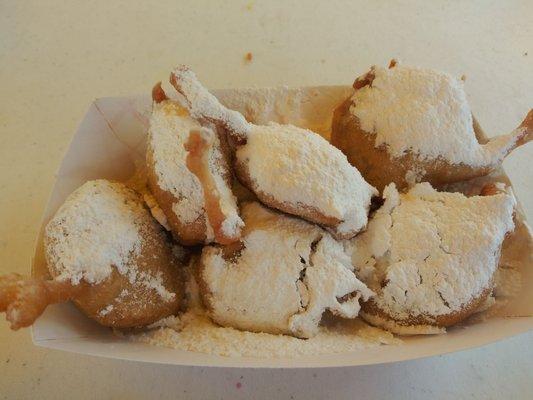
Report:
31,86,533,368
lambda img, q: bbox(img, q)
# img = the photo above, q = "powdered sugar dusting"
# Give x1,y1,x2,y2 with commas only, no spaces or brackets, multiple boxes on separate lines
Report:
350,65,521,167
135,310,398,358
134,270,176,302
236,123,377,236
215,86,345,137
146,315,184,330
349,183,516,320
45,180,144,285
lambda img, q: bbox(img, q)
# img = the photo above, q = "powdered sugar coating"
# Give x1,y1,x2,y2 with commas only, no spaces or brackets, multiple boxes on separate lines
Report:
201,202,373,338
45,180,145,285
45,180,177,302
350,65,522,167
236,123,377,236
148,100,243,239
349,183,515,321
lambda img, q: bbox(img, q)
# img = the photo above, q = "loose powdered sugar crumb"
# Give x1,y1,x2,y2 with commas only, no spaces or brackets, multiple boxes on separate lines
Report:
147,315,183,330
350,65,522,167
404,166,426,188
135,271,176,302
134,310,399,358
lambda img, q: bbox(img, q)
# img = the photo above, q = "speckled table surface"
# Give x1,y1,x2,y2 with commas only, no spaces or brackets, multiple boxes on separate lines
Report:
0,1,531,399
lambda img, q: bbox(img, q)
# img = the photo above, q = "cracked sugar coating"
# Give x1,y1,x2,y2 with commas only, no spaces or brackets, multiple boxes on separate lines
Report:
199,202,373,338
235,123,377,237
347,183,515,328
350,65,522,167
148,100,243,241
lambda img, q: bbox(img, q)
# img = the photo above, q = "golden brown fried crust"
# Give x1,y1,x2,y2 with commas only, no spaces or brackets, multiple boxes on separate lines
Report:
233,159,357,239
331,98,493,192
361,286,493,330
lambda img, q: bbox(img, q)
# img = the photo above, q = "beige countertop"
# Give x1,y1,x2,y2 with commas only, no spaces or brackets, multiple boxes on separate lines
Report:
1,1,531,399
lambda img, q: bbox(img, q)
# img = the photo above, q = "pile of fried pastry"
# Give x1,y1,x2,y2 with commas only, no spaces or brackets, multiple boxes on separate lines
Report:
1,61,531,338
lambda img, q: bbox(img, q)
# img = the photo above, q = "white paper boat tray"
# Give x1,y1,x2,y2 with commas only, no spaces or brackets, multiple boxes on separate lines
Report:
31,86,533,368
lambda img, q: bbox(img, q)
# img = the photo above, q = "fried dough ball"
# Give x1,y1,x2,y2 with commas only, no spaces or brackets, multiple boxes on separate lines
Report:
331,61,532,191
1,180,183,330
197,202,373,339
169,65,377,239
146,83,243,245
347,182,516,334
